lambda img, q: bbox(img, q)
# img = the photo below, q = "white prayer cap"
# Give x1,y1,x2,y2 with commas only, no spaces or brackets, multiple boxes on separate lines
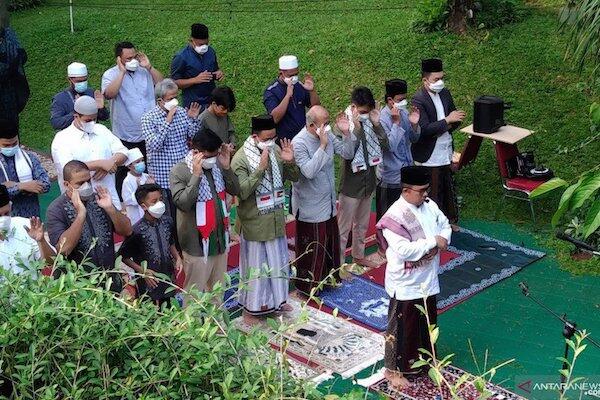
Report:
126,148,144,166
73,96,98,116
67,62,88,77
278,55,298,70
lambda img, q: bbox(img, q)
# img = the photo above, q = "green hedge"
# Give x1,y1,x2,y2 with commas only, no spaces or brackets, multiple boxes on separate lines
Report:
8,0,44,11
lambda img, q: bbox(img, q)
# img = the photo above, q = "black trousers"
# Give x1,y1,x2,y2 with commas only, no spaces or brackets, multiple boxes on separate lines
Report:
116,140,147,201
375,185,403,221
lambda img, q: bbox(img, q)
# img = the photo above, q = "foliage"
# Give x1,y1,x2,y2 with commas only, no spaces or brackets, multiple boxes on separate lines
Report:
412,0,450,33
0,258,334,400
8,0,44,11
559,0,600,78
412,290,515,399
474,0,528,29
558,330,590,400
531,103,600,241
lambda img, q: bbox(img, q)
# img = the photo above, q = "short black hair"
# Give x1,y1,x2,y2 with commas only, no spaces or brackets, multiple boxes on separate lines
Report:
135,183,162,205
210,86,236,112
63,160,89,182
192,126,223,152
0,118,19,139
115,41,135,58
351,86,375,109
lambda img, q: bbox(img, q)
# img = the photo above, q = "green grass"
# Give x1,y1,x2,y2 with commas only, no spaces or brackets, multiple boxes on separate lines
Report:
10,0,599,275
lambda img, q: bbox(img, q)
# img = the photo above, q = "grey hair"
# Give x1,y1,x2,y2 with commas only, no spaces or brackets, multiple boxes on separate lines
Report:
154,78,179,99
305,109,316,126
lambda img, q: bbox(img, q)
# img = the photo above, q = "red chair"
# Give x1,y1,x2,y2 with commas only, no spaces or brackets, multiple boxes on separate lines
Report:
494,142,548,222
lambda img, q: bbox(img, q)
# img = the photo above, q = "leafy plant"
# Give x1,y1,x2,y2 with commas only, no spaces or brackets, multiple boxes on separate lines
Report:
559,0,600,79
411,288,515,399
0,256,334,400
558,330,590,400
530,102,600,240
474,0,527,29
8,0,44,11
412,0,450,33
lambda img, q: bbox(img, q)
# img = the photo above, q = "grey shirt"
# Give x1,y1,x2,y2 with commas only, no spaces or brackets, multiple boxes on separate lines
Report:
291,127,355,223
198,108,235,146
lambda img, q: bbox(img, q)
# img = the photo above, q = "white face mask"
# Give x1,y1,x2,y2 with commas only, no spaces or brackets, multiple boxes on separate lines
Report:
163,98,179,111
194,44,209,55
147,201,166,219
77,181,95,200
81,121,95,134
358,114,370,123
429,79,445,93
0,216,11,233
394,99,408,110
317,124,332,135
202,156,218,169
284,75,299,85
256,139,275,151
125,59,139,72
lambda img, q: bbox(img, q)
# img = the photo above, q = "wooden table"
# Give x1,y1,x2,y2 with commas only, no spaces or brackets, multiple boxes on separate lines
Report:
456,124,534,170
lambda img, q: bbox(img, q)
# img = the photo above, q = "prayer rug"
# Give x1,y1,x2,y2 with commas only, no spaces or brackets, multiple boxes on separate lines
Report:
233,298,385,378
318,228,544,331
367,365,525,400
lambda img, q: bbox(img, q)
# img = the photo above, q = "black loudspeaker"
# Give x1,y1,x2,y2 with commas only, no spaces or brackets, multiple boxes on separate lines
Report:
473,95,510,134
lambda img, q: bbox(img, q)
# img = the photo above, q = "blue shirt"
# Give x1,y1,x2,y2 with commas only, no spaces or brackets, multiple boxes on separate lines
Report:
141,105,199,189
50,88,110,131
101,66,156,143
0,150,51,218
170,45,219,108
263,79,312,141
379,106,420,186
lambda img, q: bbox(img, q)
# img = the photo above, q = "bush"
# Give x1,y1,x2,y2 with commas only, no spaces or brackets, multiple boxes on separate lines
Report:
412,0,527,33
0,259,328,399
412,0,450,33
474,0,528,29
8,0,44,11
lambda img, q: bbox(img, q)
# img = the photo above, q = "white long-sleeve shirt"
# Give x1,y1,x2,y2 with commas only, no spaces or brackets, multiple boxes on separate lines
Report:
122,172,150,225
383,196,452,301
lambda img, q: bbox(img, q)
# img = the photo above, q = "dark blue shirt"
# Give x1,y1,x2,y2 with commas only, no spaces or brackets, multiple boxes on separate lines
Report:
170,45,219,108
263,79,312,141
50,88,110,130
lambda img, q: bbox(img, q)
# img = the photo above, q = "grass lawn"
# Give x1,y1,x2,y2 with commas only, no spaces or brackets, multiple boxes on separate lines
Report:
10,0,599,279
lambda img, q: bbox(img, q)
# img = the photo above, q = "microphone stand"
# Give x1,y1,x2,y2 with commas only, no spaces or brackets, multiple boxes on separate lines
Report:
518,282,600,393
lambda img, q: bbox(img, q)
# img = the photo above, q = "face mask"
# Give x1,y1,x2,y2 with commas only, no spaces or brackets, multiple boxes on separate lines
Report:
163,98,179,111
74,80,88,94
194,44,209,55
125,59,139,72
0,216,11,233
358,114,370,123
77,181,94,200
80,121,95,134
256,139,275,151
317,125,332,135
0,145,19,158
133,161,146,174
429,79,445,93
147,201,166,219
394,99,408,110
202,156,218,170
284,75,299,85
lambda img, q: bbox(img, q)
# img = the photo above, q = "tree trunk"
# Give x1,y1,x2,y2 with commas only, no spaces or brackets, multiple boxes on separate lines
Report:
447,0,473,34
0,0,9,30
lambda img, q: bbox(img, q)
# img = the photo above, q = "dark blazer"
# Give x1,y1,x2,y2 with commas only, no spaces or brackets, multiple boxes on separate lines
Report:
411,87,459,163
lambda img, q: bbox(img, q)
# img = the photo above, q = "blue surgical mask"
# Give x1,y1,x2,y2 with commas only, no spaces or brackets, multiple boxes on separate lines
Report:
0,145,19,158
74,80,88,93
134,161,146,174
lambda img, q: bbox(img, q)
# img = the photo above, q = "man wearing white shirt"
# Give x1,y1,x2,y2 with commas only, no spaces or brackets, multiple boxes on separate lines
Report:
51,96,128,210
411,59,466,225
375,165,451,389
0,185,55,275
102,41,163,200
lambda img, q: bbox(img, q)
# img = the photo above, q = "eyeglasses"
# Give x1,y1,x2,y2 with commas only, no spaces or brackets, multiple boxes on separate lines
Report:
406,186,430,195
